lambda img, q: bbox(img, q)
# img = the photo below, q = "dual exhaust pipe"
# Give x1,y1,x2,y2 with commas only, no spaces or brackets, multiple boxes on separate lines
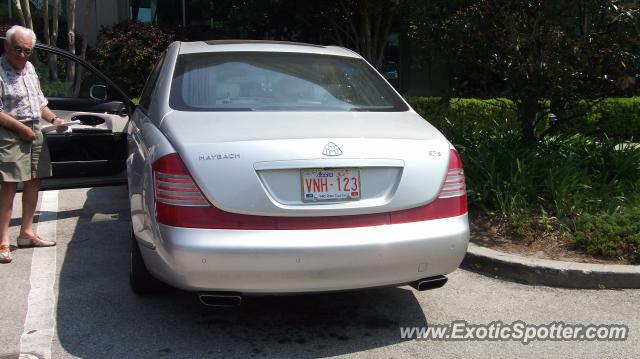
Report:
198,275,448,306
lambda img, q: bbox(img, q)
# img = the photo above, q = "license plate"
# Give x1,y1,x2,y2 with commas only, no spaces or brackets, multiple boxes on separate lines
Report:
301,168,361,202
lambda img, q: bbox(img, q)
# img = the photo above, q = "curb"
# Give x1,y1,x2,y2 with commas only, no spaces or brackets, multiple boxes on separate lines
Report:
461,243,640,289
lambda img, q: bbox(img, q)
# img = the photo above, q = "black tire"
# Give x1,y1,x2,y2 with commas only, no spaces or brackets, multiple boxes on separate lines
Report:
130,229,164,295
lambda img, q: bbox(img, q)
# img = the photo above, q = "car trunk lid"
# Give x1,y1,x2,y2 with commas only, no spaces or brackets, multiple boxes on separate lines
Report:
160,111,451,216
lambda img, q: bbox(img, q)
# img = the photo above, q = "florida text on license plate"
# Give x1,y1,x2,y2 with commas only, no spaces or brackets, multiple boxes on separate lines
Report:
301,168,361,202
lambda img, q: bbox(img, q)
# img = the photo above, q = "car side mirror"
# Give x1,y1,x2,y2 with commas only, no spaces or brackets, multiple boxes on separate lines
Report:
89,84,108,101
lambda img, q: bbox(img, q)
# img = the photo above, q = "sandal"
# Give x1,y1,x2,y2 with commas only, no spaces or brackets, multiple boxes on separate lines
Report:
0,245,11,263
17,234,56,248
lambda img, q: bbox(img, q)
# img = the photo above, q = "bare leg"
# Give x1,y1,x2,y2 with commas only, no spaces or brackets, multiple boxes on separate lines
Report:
0,182,18,247
20,179,40,238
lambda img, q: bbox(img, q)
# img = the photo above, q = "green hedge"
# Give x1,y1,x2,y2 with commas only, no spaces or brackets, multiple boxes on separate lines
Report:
594,98,640,140
405,97,640,140
405,97,517,128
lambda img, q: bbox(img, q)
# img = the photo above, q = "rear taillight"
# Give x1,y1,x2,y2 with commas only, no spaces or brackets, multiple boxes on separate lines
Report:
153,153,209,206
429,149,468,218
153,153,211,226
152,150,467,230
155,172,208,206
389,149,467,222
438,149,466,199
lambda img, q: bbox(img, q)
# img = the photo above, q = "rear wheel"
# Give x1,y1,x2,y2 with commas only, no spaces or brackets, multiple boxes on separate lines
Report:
130,229,164,294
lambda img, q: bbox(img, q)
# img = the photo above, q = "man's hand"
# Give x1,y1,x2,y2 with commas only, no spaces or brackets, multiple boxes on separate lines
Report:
16,123,37,141
51,117,68,133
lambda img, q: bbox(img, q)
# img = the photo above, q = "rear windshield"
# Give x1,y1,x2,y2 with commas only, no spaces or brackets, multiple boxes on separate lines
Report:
169,52,408,112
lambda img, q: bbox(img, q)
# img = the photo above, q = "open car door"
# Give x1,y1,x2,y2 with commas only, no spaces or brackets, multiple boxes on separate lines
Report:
1,38,133,190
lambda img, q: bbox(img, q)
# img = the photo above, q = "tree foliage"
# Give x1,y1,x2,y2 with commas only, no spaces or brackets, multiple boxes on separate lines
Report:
166,0,405,69
411,0,640,143
302,0,404,69
92,21,174,97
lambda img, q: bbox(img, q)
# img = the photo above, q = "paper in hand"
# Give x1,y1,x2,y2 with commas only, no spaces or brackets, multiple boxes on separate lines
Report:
41,119,82,133
54,119,81,127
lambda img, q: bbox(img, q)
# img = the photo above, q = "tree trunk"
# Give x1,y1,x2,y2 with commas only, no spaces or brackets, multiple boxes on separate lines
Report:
51,0,59,46
355,0,400,70
66,0,76,81
359,2,371,62
518,97,541,145
131,0,141,21
72,37,87,97
43,0,54,81
21,0,33,29
13,0,25,27
373,1,397,69
43,0,50,44
49,0,59,81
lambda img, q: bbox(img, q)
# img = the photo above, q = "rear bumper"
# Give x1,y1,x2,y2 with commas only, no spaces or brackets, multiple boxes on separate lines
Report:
138,214,469,293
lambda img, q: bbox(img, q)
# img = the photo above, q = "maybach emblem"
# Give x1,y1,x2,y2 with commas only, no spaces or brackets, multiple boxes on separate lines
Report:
198,153,240,160
322,142,343,156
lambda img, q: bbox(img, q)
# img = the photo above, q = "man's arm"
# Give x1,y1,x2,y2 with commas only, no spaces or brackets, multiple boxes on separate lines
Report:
41,106,65,126
41,106,67,134
0,111,37,142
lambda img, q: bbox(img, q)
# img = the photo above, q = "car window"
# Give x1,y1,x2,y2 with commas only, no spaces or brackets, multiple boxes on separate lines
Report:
139,52,165,112
169,52,408,112
30,46,112,101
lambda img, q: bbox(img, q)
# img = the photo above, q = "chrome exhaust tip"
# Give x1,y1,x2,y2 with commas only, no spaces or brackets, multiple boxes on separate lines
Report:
198,292,242,307
410,275,448,291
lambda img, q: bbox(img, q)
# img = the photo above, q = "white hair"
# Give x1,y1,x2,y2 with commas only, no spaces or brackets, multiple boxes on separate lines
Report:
6,25,37,47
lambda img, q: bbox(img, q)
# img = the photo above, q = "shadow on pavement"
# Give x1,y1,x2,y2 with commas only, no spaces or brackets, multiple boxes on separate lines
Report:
55,186,429,357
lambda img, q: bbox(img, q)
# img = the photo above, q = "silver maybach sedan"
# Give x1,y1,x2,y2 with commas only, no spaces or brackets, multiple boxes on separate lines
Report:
25,39,469,305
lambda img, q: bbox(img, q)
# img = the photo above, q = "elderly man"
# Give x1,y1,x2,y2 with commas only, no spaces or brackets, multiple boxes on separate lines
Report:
0,25,66,263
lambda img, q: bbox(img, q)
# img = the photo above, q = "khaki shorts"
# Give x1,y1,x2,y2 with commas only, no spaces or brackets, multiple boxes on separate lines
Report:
0,121,52,182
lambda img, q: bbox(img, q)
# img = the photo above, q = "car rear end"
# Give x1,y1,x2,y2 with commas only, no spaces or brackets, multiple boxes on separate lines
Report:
130,41,469,294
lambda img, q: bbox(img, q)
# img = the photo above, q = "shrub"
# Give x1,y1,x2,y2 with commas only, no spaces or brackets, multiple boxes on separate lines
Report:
459,130,640,260
466,132,640,218
40,81,73,97
405,97,517,130
91,21,174,98
406,96,640,260
573,207,640,263
407,96,640,140
553,100,599,137
555,98,640,140
404,96,450,125
596,98,640,140
448,98,517,125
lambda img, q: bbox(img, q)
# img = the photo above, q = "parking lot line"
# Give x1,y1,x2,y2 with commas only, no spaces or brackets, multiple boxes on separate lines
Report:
19,190,58,359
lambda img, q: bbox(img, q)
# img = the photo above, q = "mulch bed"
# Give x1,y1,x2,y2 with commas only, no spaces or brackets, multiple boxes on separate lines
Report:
469,214,632,265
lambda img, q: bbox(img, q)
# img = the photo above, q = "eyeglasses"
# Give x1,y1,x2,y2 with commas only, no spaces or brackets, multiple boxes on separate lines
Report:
12,46,33,56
